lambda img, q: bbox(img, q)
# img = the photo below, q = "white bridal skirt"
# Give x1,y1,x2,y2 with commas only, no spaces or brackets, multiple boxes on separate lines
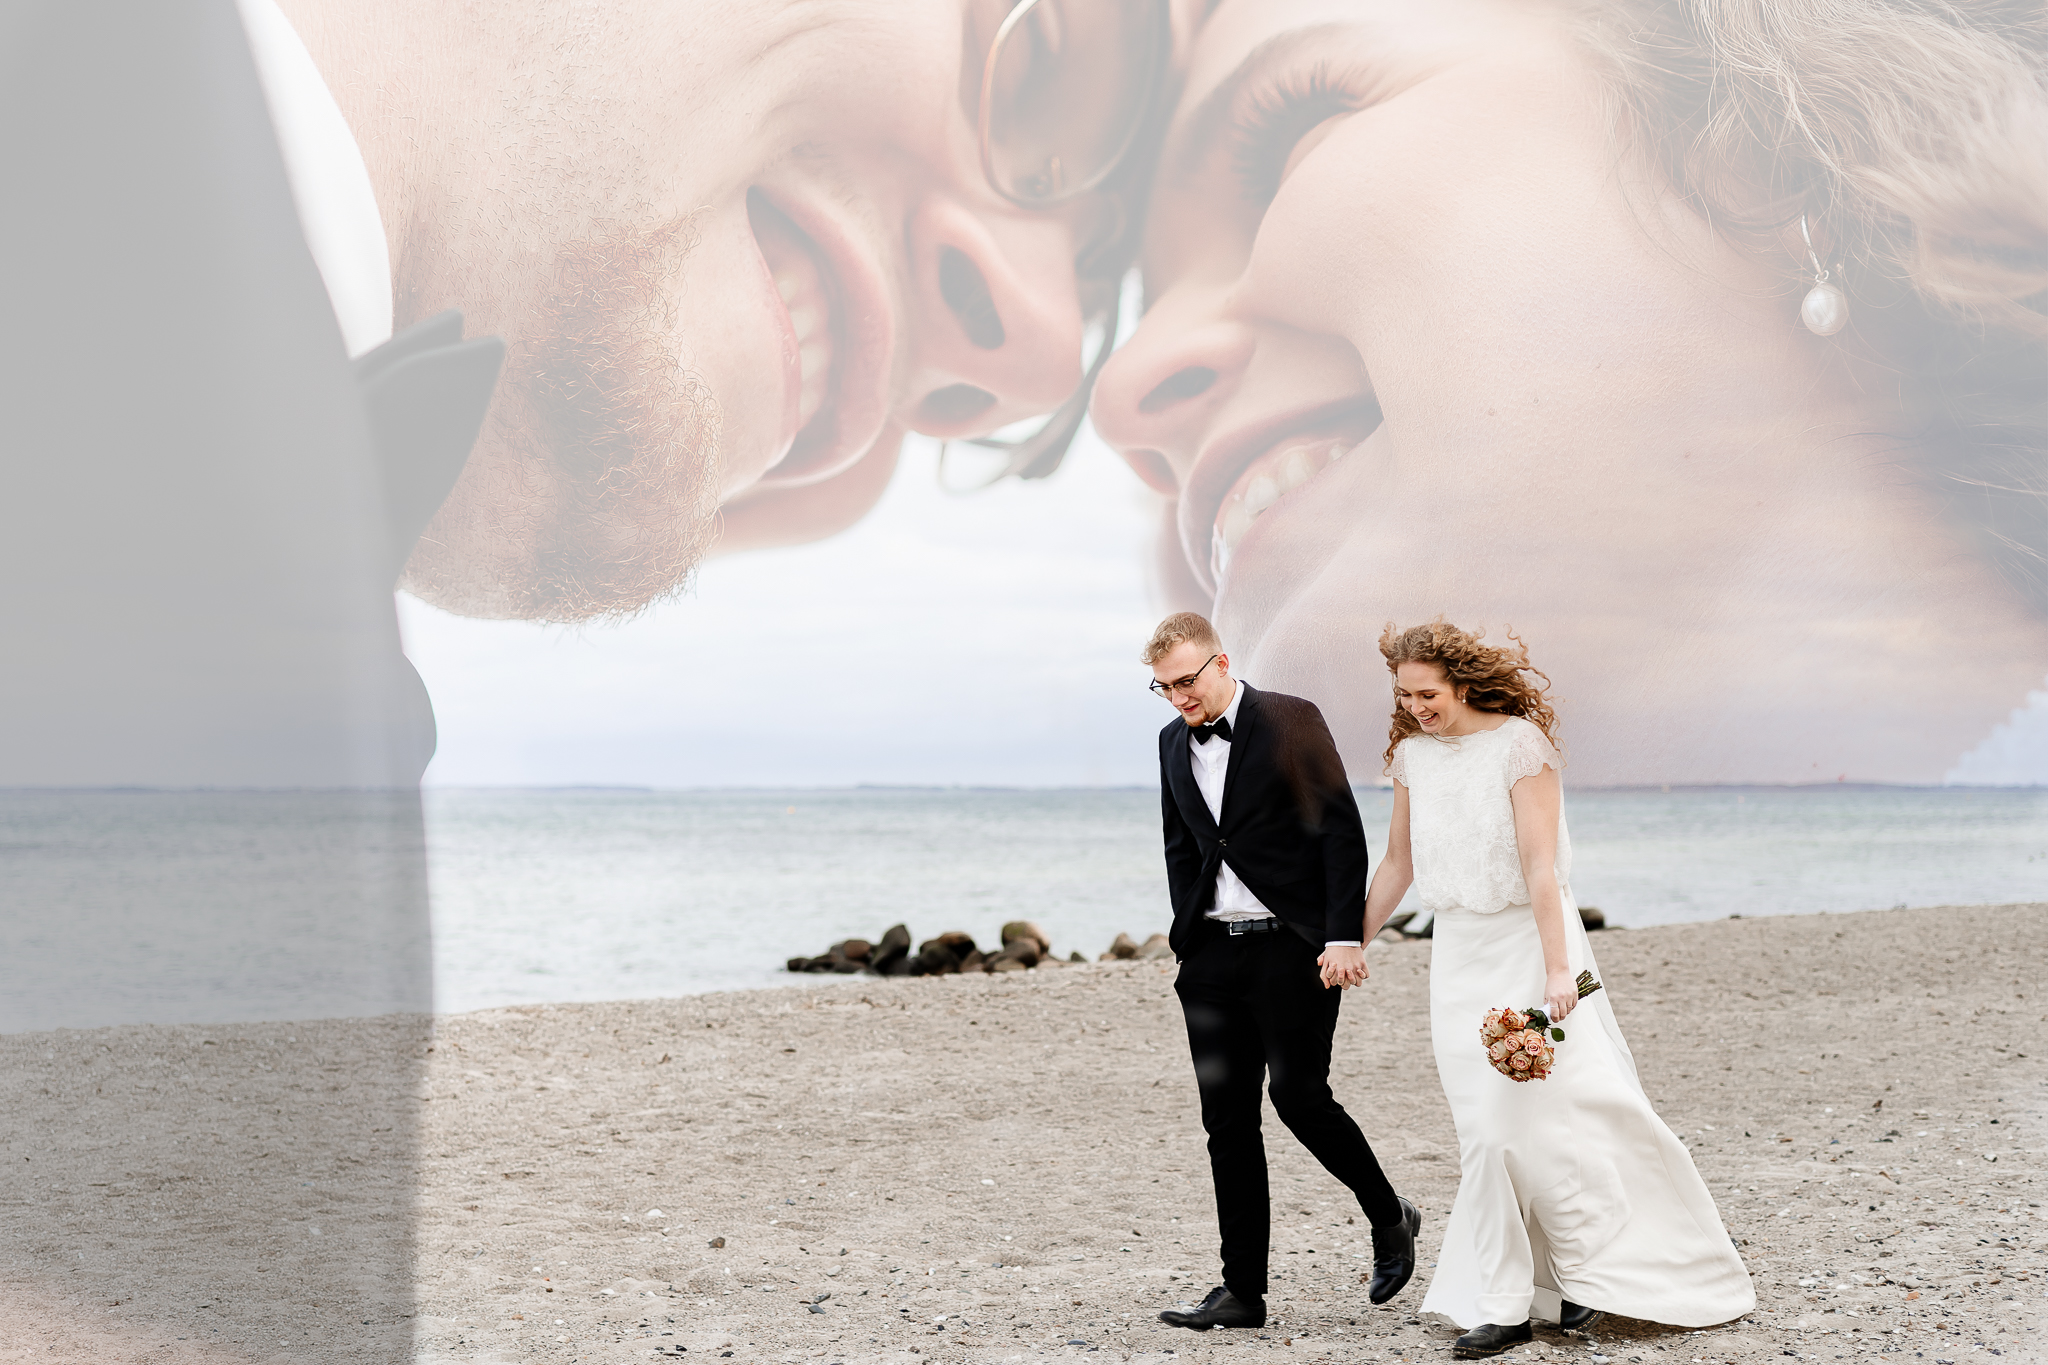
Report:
1419,897,1755,1330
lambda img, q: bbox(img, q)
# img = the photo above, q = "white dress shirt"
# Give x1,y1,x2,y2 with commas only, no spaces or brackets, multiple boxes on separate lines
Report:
1189,680,1360,946
1190,681,1273,923
238,0,394,358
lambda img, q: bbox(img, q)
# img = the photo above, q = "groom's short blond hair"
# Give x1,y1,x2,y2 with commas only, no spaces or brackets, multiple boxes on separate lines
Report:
1142,612,1222,666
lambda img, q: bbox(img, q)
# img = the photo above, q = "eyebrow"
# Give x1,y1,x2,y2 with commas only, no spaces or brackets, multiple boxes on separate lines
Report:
1167,23,1359,188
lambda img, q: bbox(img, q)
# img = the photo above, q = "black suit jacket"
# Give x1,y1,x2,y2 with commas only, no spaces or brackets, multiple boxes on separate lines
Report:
0,0,499,789
0,3,503,1353
1159,683,1371,958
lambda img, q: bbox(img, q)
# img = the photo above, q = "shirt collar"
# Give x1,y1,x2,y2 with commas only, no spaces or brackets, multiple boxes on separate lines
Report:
1220,678,1245,728
238,0,394,358
1191,679,1245,741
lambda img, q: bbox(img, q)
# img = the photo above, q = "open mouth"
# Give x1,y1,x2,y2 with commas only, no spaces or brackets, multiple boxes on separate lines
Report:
1182,401,1383,592
746,189,893,488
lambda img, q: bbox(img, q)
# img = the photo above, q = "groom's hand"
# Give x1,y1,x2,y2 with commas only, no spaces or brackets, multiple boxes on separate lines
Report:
1317,944,1367,989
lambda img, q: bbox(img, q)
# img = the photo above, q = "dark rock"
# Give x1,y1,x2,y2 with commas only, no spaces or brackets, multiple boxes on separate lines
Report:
957,948,986,972
1101,932,1140,961
1069,951,1086,963
840,939,872,962
786,956,813,973
912,933,977,976
1000,920,1052,956
985,939,1041,971
1579,905,1607,931
868,924,912,975
1135,933,1173,961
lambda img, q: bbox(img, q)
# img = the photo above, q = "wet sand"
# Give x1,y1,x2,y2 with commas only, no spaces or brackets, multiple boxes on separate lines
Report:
2,904,2042,1364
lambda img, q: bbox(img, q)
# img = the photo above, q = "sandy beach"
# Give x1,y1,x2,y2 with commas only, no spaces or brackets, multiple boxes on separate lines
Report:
2,903,2041,1364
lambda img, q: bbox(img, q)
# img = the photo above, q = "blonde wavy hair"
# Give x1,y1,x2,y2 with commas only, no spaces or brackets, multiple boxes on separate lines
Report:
1572,0,2048,607
1379,620,1563,771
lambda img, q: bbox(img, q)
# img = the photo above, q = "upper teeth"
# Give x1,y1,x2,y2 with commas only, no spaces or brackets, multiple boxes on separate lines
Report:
1211,439,1353,584
774,258,833,431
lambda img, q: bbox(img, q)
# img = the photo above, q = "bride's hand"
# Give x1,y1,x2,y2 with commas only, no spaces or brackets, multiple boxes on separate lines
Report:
1545,969,1578,1021
1318,945,1367,990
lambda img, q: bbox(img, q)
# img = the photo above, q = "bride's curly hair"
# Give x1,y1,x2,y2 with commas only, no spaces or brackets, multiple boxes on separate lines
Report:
1379,620,1564,771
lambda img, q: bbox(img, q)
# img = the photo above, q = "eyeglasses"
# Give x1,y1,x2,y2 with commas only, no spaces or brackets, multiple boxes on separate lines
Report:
978,0,1172,209
940,0,1172,492
1150,655,1219,698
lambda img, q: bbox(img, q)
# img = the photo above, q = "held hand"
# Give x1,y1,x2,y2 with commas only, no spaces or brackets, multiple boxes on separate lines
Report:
1544,968,1578,1021
1318,945,1368,990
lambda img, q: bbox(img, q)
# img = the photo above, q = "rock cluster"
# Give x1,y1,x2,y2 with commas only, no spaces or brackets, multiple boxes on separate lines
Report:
786,921,1088,976
1097,932,1173,961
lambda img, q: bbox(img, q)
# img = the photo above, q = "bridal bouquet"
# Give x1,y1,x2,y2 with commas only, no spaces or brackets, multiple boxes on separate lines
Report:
1480,971,1603,1082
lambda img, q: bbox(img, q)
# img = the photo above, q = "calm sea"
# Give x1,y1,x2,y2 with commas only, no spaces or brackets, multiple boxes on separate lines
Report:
422,785,2047,1013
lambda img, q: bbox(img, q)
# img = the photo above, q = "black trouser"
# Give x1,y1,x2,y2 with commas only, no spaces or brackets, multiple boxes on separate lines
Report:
1174,919,1400,1303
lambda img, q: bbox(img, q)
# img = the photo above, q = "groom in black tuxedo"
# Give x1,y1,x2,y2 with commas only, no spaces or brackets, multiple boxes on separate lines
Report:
1146,613,1421,1330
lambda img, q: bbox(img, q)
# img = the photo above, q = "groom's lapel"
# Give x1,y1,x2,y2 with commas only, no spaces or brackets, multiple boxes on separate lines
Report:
1218,684,1260,821
1167,725,1217,838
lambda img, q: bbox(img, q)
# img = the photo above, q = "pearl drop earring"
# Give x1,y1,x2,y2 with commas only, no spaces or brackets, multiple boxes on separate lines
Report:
1799,214,1848,337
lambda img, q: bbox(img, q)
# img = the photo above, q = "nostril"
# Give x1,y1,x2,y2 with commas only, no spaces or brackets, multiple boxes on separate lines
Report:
920,384,998,426
1139,367,1216,414
938,248,1006,350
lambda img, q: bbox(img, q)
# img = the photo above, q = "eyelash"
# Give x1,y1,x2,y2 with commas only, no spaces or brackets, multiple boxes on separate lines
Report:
1227,63,1365,206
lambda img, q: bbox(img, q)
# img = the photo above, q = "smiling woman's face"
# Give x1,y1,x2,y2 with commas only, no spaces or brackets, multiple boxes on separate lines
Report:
1091,0,2048,785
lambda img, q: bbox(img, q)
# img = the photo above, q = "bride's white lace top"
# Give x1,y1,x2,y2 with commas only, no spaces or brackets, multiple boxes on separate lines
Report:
1390,716,1571,915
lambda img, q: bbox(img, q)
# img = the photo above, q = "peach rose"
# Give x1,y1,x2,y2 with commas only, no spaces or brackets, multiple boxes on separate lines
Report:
1523,1033,1546,1055
1510,1051,1531,1070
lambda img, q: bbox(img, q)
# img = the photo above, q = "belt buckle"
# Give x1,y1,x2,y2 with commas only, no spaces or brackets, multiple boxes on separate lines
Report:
1227,919,1259,936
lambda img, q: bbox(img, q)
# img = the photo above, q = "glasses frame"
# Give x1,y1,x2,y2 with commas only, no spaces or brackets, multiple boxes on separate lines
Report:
1149,654,1219,698
976,0,1173,209
942,0,1172,491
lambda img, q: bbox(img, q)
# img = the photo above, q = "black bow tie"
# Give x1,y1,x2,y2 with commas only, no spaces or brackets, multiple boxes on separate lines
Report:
1191,716,1233,745
354,309,505,583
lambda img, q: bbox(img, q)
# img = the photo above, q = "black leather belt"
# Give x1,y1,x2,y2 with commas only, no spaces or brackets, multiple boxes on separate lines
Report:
1220,917,1283,936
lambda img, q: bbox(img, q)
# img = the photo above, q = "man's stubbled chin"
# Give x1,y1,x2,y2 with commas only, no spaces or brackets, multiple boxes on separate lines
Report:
403,217,724,624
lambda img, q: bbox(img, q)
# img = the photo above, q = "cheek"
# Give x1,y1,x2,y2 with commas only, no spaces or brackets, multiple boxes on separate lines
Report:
788,6,962,160
1240,58,1587,344
1238,112,1451,338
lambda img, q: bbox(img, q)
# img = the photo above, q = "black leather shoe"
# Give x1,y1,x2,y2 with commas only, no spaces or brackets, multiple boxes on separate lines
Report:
1366,1196,1423,1305
1453,1321,1533,1358
1558,1300,1605,1332
1158,1285,1265,1331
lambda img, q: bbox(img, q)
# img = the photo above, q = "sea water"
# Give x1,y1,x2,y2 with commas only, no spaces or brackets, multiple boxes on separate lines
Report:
421,785,2047,1012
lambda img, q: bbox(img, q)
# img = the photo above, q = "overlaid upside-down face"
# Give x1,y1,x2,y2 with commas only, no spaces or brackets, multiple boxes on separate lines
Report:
1090,0,2048,785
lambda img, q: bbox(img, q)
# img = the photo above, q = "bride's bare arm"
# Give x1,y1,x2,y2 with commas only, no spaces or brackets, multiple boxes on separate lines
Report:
1509,766,1577,1020
1362,781,1415,942
1319,782,1413,988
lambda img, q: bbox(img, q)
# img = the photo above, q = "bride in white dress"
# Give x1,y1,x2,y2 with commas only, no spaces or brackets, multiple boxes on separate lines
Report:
1348,621,1753,1357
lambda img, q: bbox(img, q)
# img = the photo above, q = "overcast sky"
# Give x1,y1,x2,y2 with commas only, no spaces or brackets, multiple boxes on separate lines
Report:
400,431,2048,790
400,433,1177,788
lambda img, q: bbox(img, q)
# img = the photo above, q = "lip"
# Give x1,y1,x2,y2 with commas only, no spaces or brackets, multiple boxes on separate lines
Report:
1179,397,1382,596
747,188,895,489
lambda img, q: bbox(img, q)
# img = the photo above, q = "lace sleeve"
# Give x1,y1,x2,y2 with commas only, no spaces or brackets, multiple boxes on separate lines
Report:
1503,721,1559,787
1387,741,1408,786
